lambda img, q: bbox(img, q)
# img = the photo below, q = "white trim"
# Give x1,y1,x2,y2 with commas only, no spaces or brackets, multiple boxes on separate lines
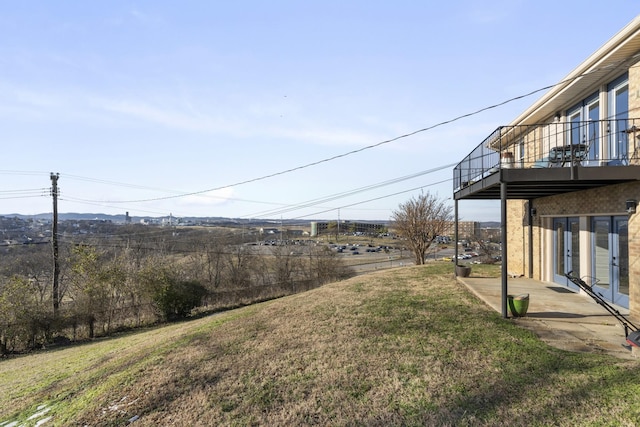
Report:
510,15,640,126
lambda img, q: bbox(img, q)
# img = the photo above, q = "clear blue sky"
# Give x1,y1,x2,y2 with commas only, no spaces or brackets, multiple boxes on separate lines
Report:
2,2,638,222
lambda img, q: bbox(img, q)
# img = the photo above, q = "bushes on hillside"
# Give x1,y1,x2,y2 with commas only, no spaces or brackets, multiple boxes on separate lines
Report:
0,228,355,355
139,267,207,320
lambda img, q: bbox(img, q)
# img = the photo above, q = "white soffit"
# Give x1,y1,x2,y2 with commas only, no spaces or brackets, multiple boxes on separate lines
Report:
511,15,640,126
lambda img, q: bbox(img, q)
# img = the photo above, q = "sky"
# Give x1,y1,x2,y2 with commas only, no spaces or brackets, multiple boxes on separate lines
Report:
1,1,639,223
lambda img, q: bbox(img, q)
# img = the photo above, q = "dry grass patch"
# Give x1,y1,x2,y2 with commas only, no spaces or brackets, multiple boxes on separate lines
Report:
2,265,640,426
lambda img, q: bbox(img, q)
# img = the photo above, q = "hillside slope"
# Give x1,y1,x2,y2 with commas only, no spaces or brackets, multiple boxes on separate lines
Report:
1,264,639,426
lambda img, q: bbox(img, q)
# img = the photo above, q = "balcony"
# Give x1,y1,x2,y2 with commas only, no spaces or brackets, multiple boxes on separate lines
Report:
453,119,640,200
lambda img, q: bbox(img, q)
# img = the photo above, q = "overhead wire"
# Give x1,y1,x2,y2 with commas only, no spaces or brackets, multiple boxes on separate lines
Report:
65,76,590,205
293,178,453,220
3,60,625,215
61,58,620,207
60,161,456,220
244,163,456,219
0,187,49,200
47,173,453,253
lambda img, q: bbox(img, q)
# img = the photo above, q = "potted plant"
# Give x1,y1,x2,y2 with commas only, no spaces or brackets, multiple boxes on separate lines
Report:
507,294,530,317
455,264,472,277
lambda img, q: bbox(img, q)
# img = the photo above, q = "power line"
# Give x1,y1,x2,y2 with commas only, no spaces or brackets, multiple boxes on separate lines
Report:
293,178,452,220
60,162,455,220
245,163,456,219
64,61,615,206
68,85,569,205
0,187,48,200
4,60,625,214
0,188,47,194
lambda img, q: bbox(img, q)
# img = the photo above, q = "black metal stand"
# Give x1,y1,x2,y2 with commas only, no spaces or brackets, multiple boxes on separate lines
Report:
565,271,640,347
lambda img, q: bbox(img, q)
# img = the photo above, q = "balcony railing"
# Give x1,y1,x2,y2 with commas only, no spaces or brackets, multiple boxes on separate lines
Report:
453,118,640,191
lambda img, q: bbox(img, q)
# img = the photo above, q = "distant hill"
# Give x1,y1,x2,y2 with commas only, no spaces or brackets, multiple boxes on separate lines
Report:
2,213,390,226
3,213,499,226
4,212,247,224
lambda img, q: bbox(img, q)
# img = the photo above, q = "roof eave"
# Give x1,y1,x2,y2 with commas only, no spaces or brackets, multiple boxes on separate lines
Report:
510,15,640,126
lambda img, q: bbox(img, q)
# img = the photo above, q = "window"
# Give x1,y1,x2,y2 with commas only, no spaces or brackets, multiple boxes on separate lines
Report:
566,92,599,162
607,73,629,163
517,138,525,167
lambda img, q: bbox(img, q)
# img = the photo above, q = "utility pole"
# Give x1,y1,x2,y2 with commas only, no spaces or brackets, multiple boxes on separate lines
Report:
51,172,60,316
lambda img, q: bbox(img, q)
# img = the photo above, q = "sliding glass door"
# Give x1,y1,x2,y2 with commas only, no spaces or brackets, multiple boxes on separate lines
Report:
553,217,580,289
607,74,629,164
591,216,629,307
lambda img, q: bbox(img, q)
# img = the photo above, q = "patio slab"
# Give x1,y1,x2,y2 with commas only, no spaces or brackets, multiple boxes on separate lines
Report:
458,276,638,360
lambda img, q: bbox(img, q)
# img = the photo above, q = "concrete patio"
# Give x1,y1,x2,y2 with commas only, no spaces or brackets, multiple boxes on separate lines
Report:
457,275,639,360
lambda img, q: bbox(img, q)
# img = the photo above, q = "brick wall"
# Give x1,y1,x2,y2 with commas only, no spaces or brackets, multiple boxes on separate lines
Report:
507,181,640,318
506,199,527,276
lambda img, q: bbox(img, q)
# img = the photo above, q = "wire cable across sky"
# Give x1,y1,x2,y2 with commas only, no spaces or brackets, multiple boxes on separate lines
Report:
2,58,625,217
73,61,617,206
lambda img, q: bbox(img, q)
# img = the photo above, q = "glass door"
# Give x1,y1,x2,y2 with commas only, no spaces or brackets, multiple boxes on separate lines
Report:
586,98,600,165
553,217,580,289
607,75,629,164
567,93,599,165
592,217,611,296
591,216,629,307
613,217,629,306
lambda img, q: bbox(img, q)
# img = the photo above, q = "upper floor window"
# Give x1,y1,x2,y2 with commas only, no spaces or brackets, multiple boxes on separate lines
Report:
567,92,599,161
607,73,629,163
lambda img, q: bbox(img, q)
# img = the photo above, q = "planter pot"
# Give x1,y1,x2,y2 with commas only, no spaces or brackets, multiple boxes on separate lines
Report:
455,265,472,277
508,294,530,317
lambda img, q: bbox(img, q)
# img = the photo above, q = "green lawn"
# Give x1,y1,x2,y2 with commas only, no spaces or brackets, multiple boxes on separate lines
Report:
2,264,639,426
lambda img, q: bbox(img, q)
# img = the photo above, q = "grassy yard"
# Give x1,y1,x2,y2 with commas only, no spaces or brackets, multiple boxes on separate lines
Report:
1,263,640,426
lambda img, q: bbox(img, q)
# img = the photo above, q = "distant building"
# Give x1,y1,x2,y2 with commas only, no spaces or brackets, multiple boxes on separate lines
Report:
260,228,280,235
431,221,480,238
455,221,480,238
310,221,386,237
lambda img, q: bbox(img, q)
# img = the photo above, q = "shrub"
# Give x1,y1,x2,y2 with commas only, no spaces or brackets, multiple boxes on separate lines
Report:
150,279,208,321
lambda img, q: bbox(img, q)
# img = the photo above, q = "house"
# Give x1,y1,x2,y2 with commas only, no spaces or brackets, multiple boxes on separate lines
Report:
453,16,640,319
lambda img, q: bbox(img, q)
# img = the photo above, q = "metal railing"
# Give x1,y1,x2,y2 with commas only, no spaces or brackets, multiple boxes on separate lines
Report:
453,118,640,191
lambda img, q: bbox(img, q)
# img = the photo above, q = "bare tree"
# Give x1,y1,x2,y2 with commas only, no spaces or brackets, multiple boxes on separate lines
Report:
307,246,354,285
391,192,453,265
67,245,129,337
271,245,299,291
223,245,254,289
185,234,225,291
1,245,51,304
